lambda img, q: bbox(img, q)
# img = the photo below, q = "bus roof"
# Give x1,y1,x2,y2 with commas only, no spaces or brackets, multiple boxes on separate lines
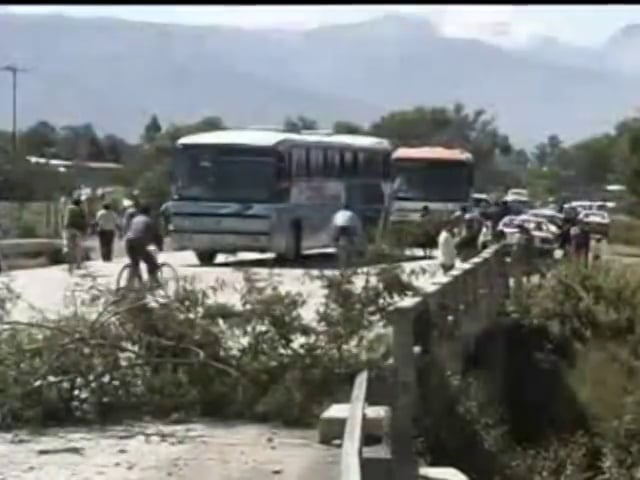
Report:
392,146,473,162
177,129,392,150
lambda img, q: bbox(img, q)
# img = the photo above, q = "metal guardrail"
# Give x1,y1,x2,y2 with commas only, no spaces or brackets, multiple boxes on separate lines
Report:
340,369,369,480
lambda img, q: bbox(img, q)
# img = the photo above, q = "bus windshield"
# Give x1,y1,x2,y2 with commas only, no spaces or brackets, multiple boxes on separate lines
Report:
172,145,278,203
393,161,472,202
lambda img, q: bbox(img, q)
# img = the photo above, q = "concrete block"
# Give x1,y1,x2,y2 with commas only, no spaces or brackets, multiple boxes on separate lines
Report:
419,466,469,480
361,442,392,480
317,403,391,445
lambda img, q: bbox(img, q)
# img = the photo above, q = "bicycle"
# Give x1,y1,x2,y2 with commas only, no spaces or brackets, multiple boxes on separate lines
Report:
115,246,180,295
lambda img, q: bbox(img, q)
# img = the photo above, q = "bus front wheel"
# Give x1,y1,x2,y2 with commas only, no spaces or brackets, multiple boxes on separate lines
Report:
195,250,217,266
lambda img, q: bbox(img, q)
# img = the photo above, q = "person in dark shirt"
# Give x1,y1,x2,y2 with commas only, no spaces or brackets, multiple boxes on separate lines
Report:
64,197,88,272
124,204,162,286
570,219,591,266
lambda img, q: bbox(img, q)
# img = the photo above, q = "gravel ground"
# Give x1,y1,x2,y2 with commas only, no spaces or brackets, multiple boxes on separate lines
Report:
0,422,339,480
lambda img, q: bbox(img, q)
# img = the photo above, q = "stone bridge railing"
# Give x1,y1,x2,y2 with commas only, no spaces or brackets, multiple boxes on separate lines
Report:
334,242,510,480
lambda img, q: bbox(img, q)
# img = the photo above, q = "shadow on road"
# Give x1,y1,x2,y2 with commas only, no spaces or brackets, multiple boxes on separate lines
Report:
187,251,433,271
188,252,341,271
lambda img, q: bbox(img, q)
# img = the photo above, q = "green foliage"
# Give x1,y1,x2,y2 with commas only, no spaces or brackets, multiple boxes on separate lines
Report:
499,261,640,479
135,162,171,212
283,115,318,133
609,215,640,246
142,114,163,145
518,261,640,346
529,116,640,201
333,120,365,134
0,264,415,429
370,103,512,189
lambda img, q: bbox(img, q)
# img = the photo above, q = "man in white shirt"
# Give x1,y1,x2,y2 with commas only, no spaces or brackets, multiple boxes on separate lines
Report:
438,222,457,273
331,200,366,255
95,202,118,262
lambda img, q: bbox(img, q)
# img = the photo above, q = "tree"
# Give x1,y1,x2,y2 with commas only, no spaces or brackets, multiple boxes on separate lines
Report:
370,104,512,189
142,114,162,145
20,121,59,157
283,115,318,133
627,128,640,200
56,123,104,161
333,121,365,134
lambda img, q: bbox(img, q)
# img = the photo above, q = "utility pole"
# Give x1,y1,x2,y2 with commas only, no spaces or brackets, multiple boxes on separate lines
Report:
1,64,29,155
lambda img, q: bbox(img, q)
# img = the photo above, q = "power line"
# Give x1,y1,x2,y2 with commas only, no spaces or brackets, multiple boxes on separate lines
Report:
1,64,29,155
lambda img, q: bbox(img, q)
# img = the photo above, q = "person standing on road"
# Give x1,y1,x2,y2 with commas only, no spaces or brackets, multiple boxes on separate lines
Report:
122,191,141,235
438,221,457,274
570,219,590,266
477,220,493,251
95,202,118,262
63,197,88,272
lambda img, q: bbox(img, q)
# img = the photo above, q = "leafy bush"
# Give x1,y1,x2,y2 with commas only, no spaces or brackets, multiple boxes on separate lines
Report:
518,260,640,346
16,220,39,239
0,264,416,430
499,260,640,479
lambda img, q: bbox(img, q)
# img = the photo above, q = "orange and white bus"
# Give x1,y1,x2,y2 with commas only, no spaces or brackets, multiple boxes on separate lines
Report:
388,146,474,223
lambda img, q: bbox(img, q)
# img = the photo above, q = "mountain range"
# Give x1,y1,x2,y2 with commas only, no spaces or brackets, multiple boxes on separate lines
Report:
1,12,640,147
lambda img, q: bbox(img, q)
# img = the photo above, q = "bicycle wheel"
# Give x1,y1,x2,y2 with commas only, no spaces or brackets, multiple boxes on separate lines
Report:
157,262,180,295
115,263,134,292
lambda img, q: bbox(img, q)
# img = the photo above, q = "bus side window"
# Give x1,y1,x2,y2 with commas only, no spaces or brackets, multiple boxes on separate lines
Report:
326,149,340,177
291,147,306,178
339,150,347,176
302,148,311,178
275,150,289,180
343,150,354,177
353,151,363,176
382,153,391,179
310,147,323,177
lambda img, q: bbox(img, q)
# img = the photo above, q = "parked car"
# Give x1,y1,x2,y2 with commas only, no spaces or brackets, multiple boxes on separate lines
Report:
578,210,610,238
497,214,558,252
471,193,492,212
528,208,564,229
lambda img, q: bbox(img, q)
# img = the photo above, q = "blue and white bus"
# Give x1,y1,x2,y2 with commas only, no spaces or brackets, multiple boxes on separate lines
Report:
166,129,393,265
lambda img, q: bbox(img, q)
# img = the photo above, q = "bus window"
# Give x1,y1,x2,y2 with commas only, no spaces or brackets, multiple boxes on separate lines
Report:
382,153,391,179
353,151,364,175
339,150,347,175
343,150,357,176
310,147,324,176
275,150,289,180
304,148,311,177
291,147,307,177
323,148,337,177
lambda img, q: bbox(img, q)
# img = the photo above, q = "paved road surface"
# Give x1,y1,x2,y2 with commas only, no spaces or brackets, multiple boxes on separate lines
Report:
5,241,441,323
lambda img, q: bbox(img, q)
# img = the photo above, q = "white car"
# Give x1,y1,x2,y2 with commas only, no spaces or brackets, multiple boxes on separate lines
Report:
528,208,564,228
498,214,558,251
578,210,610,238
507,188,529,199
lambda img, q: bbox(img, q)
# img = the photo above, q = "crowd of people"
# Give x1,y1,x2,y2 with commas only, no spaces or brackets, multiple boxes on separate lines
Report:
62,192,166,284
434,198,607,276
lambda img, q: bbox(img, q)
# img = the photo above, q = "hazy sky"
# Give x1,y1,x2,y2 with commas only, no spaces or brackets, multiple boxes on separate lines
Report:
4,5,640,47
